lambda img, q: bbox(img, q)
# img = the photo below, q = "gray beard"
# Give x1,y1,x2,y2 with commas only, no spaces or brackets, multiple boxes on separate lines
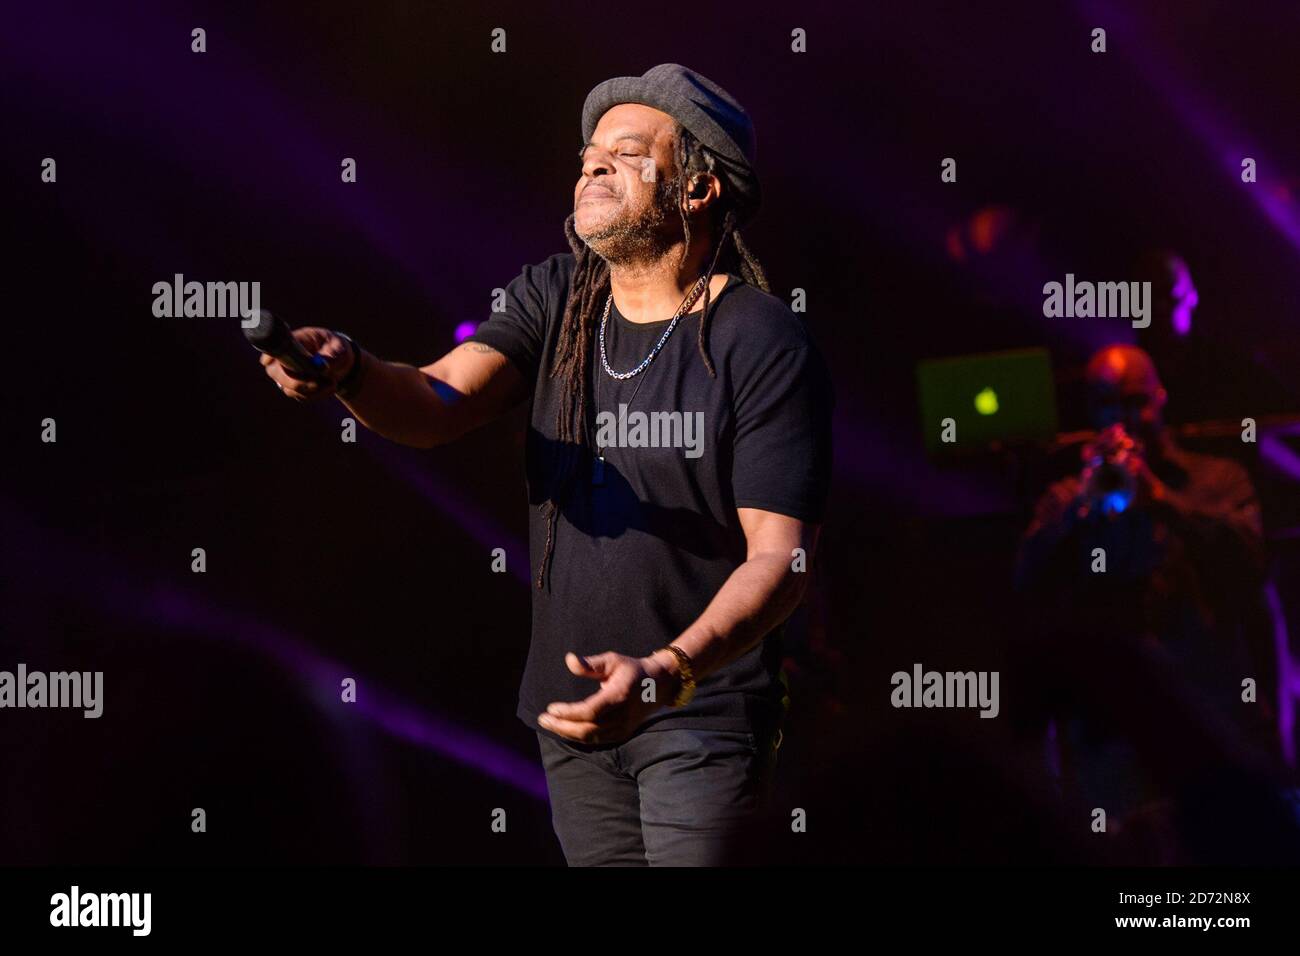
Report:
578,176,682,266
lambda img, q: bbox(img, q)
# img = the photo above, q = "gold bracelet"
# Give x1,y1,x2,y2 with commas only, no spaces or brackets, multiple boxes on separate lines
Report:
663,644,696,708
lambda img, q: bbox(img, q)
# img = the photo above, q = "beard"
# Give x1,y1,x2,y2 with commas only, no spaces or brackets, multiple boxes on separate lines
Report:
575,173,683,265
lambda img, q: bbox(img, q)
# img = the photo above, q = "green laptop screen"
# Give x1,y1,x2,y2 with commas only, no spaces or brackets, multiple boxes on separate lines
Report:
917,348,1060,454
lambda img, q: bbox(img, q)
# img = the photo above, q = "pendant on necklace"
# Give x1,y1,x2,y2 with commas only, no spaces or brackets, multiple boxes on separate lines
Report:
591,449,606,487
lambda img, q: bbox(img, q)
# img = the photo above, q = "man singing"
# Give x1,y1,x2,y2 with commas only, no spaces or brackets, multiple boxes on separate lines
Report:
259,64,834,865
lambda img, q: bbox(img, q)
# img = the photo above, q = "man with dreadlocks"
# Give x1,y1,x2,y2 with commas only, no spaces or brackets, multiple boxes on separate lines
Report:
260,64,834,865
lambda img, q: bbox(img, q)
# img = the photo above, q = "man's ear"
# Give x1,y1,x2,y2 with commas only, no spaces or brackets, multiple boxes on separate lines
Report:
685,173,723,214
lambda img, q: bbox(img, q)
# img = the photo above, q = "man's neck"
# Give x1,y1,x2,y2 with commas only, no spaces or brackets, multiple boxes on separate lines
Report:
608,242,720,324
1149,428,1176,459
1147,429,1183,471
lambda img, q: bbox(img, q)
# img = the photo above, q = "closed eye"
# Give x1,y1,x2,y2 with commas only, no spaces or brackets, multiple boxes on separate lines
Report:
577,144,650,164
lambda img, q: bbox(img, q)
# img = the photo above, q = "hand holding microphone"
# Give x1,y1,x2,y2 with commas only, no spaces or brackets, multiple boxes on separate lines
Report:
246,309,358,402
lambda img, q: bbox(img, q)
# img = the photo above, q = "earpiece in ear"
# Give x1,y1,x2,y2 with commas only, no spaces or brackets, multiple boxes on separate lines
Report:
688,177,709,200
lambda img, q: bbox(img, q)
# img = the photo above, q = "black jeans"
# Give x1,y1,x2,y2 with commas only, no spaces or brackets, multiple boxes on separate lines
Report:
537,721,782,866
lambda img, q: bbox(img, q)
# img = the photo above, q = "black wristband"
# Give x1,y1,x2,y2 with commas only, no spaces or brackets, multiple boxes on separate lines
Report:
335,333,365,400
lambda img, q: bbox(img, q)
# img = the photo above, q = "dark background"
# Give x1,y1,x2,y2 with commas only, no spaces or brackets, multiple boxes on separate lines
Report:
2,0,1299,864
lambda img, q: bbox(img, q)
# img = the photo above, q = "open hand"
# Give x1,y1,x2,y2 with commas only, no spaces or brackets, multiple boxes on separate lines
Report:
537,651,680,744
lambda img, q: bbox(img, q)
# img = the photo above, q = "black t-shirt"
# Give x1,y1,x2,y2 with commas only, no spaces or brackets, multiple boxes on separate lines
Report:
468,252,834,738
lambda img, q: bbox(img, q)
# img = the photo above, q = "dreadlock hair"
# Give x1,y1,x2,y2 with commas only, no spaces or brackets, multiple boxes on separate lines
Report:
534,123,770,590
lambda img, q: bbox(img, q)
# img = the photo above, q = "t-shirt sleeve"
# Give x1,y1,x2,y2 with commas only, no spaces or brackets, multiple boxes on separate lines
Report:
463,257,562,387
731,342,835,523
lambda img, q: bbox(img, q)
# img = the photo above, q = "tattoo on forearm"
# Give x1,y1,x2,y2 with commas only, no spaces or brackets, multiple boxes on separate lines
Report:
464,343,499,354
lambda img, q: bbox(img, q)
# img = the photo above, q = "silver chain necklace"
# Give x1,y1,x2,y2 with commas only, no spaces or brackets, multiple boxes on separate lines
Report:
598,275,708,380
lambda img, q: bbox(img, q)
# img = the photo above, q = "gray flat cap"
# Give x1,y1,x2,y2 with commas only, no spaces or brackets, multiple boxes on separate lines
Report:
581,63,762,225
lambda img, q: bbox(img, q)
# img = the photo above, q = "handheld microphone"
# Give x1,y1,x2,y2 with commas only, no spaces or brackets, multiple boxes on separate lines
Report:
243,309,328,382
